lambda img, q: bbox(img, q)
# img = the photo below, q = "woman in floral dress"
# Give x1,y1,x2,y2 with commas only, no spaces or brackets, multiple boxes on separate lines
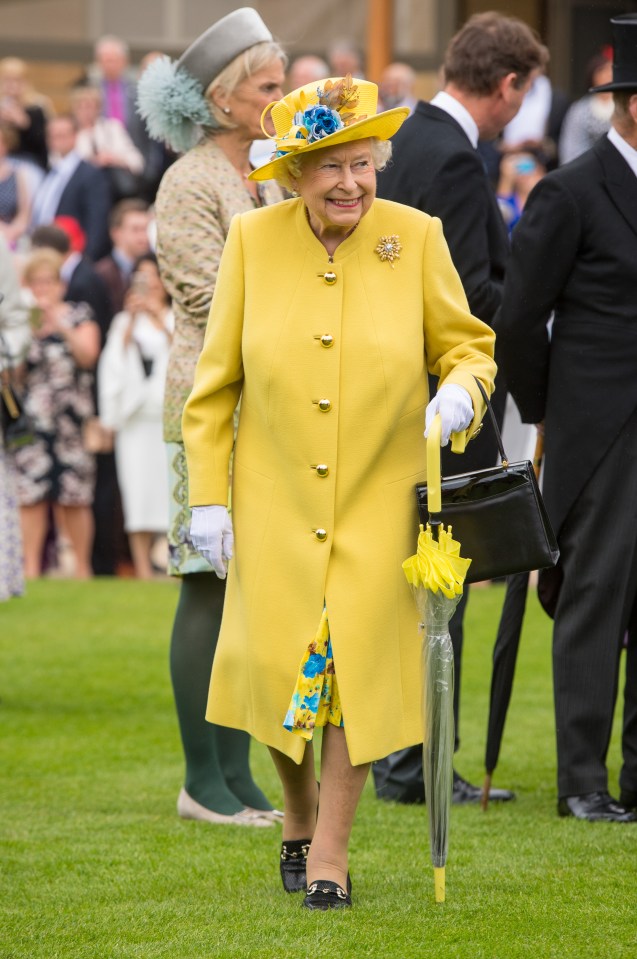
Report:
13,249,100,578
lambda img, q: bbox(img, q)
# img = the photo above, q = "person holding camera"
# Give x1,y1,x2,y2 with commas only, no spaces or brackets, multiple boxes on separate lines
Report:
97,253,173,579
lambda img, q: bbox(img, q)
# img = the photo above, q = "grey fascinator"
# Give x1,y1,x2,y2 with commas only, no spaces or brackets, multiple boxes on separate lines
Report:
136,7,273,154
136,55,214,153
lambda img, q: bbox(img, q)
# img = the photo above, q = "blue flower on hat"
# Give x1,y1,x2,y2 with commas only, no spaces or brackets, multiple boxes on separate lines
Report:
302,105,344,143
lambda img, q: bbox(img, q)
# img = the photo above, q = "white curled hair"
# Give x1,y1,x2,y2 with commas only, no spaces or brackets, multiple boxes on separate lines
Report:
276,137,393,191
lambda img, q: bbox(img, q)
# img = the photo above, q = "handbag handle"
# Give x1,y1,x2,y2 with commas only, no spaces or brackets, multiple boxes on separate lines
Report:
426,378,509,529
472,376,509,467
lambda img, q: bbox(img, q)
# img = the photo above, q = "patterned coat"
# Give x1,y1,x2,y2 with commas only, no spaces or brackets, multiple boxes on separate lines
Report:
155,136,282,443
183,197,496,765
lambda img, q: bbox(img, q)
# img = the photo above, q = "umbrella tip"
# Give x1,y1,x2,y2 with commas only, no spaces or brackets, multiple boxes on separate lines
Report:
434,866,445,903
480,773,493,811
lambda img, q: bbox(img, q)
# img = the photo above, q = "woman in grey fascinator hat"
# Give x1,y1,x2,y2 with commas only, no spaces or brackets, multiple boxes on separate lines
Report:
137,8,286,827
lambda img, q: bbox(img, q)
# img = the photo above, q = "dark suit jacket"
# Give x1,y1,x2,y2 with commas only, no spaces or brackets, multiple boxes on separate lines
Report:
66,256,113,346
494,135,637,537
55,161,112,261
377,100,510,471
94,254,127,316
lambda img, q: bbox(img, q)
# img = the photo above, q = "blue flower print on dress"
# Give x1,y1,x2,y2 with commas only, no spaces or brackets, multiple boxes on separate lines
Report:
283,607,344,740
303,652,327,679
302,691,321,712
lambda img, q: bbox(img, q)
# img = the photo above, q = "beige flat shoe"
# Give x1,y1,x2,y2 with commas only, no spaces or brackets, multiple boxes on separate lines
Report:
177,788,274,827
244,807,284,823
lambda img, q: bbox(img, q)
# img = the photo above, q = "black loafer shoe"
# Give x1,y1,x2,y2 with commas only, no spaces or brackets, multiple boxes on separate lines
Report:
453,770,515,805
619,788,637,812
280,839,311,893
302,876,352,911
557,791,637,823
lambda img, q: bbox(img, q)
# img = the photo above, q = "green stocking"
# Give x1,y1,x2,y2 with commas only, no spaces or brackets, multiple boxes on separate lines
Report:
169,571,259,814
217,725,273,810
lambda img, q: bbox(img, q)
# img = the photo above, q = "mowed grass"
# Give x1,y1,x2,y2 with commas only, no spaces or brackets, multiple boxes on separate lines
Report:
1,578,636,959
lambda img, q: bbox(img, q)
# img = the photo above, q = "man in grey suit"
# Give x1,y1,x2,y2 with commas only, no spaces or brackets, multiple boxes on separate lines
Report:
494,14,637,823
374,12,547,805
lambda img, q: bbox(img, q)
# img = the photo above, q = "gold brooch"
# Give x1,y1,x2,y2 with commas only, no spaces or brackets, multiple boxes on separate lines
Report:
374,234,402,267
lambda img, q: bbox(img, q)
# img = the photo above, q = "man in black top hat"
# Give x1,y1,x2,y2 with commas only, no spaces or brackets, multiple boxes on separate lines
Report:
495,14,637,822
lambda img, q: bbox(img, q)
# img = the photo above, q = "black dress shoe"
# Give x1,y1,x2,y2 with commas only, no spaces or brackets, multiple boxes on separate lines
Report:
453,770,515,805
619,788,637,812
302,875,352,911
280,839,311,893
558,791,637,823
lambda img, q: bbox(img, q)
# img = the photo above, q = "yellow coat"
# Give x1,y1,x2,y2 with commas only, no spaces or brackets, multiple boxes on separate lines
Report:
183,197,496,765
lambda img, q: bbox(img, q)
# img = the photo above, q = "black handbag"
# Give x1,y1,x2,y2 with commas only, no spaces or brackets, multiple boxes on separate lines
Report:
105,166,142,201
415,378,559,584
1,376,35,450
0,331,35,451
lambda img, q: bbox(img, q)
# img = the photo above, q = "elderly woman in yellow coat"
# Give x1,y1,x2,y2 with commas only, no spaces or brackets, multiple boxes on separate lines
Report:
183,76,496,910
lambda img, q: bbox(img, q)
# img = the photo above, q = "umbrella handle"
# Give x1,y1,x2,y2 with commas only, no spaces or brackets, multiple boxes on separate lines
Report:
434,866,446,903
426,414,442,514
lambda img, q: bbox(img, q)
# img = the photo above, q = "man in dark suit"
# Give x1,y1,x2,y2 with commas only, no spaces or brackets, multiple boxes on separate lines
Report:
375,12,548,805
31,114,112,261
494,14,637,823
95,198,150,317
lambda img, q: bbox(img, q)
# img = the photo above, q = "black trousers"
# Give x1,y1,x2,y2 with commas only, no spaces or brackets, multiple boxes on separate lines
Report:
553,407,637,798
372,379,505,801
442,374,507,750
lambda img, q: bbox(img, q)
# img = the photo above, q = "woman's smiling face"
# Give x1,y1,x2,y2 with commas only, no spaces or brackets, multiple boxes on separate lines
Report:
295,139,377,237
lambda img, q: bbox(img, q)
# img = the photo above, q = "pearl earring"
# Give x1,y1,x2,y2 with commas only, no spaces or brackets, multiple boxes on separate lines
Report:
223,107,231,115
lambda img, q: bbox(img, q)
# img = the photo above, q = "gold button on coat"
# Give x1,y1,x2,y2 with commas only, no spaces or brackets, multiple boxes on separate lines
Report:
322,271,337,285
314,528,328,541
318,398,331,412
320,334,333,348
315,464,329,477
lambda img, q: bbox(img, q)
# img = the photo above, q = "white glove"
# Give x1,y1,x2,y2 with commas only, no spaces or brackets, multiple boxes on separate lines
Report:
190,505,234,579
425,384,473,447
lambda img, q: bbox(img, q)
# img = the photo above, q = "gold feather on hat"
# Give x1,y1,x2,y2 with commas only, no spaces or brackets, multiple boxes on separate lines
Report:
318,75,366,127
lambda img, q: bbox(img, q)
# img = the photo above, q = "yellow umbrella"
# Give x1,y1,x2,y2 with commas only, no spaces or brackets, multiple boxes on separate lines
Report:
402,415,471,903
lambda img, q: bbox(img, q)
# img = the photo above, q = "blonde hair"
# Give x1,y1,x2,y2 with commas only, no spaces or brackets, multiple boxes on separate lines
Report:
0,57,53,112
22,249,64,284
276,137,393,190
70,85,103,109
205,41,287,131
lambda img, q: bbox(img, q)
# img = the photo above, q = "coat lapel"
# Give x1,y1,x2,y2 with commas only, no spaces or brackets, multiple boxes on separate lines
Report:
596,137,637,239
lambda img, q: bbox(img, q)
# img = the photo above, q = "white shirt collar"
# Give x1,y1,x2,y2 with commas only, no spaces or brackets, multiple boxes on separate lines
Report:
49,149,82,178
430,91,479,148
61,251,82,283
112,247,134,278
607,126,637,179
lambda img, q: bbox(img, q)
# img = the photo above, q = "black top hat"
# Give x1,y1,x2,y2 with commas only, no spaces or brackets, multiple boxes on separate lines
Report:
590,14,637,92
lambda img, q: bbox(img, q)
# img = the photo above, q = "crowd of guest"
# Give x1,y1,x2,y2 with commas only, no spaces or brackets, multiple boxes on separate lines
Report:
0,27,184,586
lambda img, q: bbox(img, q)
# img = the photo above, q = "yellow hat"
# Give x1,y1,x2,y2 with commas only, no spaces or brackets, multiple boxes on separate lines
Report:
249,75,409,181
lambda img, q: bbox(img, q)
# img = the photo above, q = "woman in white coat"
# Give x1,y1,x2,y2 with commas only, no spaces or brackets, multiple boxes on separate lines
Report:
98,253,173,578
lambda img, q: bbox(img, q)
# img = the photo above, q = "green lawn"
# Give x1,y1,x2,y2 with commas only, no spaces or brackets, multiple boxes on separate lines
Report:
1,579,635,958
